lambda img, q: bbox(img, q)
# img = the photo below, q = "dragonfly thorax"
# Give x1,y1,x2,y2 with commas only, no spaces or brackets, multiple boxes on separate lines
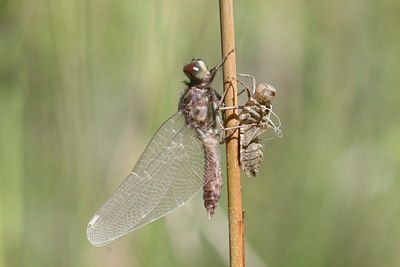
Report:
178,86,218,135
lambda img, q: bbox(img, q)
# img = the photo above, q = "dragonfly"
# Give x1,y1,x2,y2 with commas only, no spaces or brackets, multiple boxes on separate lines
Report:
87,50,234,246
220,74,282,177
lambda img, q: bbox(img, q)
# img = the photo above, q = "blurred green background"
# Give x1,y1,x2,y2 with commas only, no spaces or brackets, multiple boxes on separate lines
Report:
1,0,399,266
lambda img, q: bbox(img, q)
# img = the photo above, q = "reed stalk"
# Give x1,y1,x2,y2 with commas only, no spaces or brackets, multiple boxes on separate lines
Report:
218,0,245,266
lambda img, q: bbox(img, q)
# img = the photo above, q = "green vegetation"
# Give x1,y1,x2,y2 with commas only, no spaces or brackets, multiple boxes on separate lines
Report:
1,0,399,266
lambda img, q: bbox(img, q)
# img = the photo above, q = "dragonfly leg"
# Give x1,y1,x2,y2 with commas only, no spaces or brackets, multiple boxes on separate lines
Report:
219,121,240,144
219,123,260,144
237,73,257,94
216,79,238,109
218,76,244,105
220,73,254,110
218,105,243,111
216,85,230,109
229,76,252,99
209,49,235,80
215,113,225,133
223,123,259,131
238,88,247,96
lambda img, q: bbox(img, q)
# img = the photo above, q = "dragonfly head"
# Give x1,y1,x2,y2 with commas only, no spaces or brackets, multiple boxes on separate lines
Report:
183,50,234,86
183,59,213,85
254,83,276,103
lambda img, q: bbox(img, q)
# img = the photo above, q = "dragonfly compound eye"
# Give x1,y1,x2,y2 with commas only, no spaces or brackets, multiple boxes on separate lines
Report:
183,60,208,82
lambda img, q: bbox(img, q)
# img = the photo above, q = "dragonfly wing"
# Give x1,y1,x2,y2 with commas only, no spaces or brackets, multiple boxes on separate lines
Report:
87,112,212,246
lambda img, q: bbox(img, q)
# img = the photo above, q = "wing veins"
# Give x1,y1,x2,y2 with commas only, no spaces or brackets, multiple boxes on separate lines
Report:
112,124,189,201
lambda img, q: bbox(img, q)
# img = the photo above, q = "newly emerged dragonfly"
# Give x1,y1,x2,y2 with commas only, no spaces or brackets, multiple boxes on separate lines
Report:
87,50,233,246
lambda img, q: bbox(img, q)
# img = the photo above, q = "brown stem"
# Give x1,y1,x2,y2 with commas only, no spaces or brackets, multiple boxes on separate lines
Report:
218,0,245,266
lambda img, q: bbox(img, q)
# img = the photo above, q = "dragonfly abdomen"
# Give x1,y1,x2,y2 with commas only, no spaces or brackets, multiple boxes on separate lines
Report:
240,135,264,177
201,136,222,219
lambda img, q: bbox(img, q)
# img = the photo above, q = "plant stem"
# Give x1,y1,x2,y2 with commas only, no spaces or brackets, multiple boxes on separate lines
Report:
218,0,245,266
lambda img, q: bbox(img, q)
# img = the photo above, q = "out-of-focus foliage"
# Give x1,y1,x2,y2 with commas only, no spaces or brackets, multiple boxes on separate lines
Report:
1,0,399,266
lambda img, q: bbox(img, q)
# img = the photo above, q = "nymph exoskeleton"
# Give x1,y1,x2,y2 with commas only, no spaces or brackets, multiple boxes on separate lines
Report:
219,74,282,177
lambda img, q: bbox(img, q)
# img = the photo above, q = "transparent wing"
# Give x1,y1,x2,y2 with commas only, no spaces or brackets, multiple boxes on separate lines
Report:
87,112,213,246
